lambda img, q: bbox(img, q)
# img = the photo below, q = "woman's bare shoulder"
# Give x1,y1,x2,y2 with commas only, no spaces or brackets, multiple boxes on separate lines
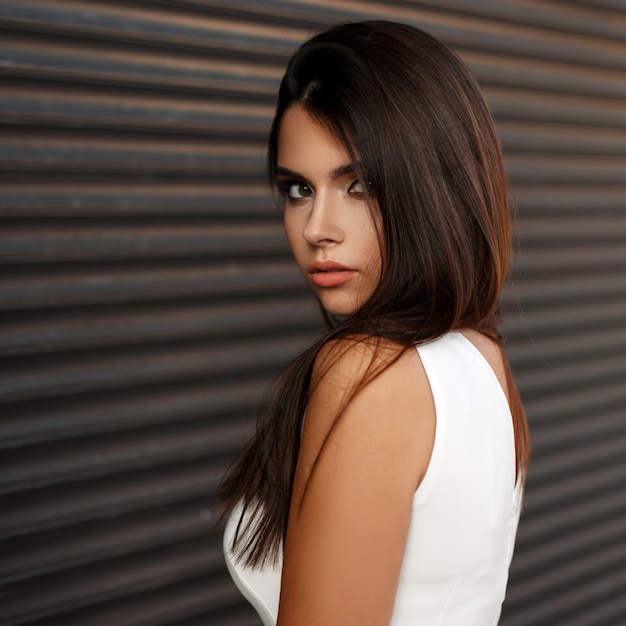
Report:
304,336,435,489
280,338,436,624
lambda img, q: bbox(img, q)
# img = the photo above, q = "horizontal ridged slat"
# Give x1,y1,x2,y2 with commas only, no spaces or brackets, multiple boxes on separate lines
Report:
0,376,269,447
0,261,306,309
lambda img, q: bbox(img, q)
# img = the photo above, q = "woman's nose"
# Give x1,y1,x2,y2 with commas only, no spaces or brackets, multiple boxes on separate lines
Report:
302,191,344,246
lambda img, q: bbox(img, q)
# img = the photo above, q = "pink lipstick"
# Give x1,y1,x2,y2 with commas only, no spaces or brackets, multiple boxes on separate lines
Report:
308,260,356,287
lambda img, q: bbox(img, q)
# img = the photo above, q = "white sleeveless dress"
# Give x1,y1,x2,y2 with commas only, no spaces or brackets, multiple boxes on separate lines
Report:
224,332,522,625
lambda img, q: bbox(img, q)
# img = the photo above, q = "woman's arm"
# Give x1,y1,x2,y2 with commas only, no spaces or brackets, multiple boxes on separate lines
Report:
277,340,436,626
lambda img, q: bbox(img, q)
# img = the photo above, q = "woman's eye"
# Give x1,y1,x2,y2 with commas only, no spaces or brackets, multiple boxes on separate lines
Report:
285,182,313,200
347,178,370,195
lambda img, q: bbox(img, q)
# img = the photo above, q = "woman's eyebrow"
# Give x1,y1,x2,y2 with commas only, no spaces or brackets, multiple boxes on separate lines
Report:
275,163,363,180
331,163,356,179
274,166,303,179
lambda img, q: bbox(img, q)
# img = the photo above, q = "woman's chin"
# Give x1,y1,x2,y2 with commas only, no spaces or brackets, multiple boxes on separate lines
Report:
317,296,360,318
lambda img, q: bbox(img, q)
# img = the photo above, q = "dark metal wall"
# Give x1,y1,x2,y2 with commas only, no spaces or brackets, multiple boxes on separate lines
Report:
0,1,624,625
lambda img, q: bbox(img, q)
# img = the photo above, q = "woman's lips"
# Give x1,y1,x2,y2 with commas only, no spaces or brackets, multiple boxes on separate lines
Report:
308,261,356,287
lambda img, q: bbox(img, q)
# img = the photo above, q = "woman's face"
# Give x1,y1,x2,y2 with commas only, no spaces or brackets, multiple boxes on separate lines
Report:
276,105,382,317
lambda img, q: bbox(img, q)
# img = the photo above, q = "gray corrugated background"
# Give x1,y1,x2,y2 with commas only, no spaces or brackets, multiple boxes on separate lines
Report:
1,1,625,624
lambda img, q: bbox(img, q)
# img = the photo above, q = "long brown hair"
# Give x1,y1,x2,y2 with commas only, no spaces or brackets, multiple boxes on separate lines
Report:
219,20,530,567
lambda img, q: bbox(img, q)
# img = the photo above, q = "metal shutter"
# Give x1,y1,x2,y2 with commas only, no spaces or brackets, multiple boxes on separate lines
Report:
0,1,624,624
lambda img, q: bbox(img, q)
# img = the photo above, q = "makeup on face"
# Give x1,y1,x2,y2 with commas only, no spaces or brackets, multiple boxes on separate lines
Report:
276,105,382,317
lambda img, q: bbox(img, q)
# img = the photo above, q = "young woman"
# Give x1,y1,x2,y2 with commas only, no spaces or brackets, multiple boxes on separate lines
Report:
220,20,531,626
